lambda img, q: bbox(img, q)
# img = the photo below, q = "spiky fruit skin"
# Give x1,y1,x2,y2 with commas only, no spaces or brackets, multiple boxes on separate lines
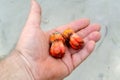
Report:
49,32,65,58
50,41,65,58
69,33,84,50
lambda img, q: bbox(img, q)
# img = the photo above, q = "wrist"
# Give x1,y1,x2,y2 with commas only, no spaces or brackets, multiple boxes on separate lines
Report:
12,49,66,80
11,50,35,80
13,49,62,80
0,50,34,80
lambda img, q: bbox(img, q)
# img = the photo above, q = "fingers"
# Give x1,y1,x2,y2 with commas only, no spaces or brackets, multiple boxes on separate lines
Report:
48,18,90,34
17,0,41,48
68,31,101,54
25,0,41,29
77,24,101,38
72,40,95,68
84,31,101,43
70,24,101,68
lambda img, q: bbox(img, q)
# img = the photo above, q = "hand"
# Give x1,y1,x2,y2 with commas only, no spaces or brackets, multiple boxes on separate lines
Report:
15,0,101,80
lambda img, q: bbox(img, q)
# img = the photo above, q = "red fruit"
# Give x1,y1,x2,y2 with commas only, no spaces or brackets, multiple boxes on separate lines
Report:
69,33,84,50
49,32,65,58
62,28,84,50
49,28,84,58
50,41,65,58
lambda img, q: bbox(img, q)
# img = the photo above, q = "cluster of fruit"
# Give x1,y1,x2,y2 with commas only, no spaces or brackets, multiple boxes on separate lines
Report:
49,28,84,58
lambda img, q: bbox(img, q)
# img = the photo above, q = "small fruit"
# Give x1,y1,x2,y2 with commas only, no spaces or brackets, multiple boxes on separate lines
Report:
49,32,65,58
62,28,84,50
49,28,84,58
69,33,84,50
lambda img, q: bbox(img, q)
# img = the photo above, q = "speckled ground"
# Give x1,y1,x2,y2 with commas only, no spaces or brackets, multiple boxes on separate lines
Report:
0,0,120,80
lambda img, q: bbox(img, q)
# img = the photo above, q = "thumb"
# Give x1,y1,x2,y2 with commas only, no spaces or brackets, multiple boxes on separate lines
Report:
16,0,42,49
25,0,41,29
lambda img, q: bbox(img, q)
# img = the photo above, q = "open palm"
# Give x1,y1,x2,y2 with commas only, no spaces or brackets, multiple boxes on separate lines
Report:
15,0,101,80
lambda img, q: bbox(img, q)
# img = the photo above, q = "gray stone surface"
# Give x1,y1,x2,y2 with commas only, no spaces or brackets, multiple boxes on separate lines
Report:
0,0,120,80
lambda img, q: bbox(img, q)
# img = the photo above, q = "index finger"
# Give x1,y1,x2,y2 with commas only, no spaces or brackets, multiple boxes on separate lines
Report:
48,18,90,34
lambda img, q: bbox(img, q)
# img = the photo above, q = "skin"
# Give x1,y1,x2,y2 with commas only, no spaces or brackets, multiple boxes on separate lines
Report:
0,0,101,80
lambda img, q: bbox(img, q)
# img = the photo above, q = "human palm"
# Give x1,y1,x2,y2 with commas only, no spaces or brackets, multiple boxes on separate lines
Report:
15,0,101,80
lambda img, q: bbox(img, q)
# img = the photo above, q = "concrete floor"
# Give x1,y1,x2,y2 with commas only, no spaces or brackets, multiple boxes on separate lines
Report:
0,0,120,80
